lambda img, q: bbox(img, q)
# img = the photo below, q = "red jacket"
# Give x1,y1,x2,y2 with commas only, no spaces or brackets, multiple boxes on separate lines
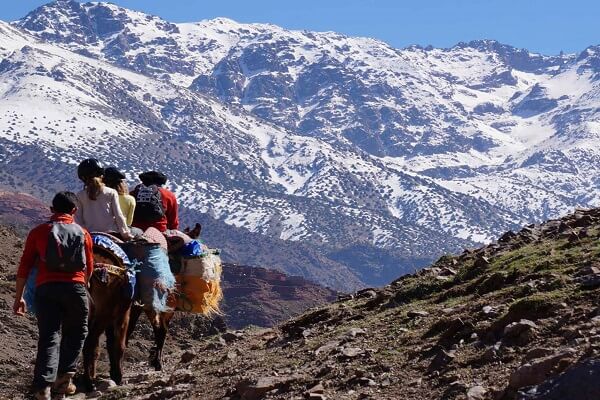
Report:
17,214,94,287
131,186,179,232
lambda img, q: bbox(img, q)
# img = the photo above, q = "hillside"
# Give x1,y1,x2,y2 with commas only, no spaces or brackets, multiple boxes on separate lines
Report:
7,206,591,400
2,1,600,289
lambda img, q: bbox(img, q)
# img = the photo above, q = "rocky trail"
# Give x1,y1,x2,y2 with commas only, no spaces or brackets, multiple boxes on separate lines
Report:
1,207,600,399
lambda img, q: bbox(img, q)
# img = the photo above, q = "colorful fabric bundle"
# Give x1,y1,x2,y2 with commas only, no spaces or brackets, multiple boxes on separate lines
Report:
175,251,223,316
121,241,176,312
91,233,136,300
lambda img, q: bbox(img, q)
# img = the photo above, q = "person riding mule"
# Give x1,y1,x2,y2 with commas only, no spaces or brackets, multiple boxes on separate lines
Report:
131,171,179,233
75,159,132,241
13,192,94,400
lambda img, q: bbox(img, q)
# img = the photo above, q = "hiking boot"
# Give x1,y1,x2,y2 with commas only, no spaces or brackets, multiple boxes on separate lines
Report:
52,372,76,395
33,386,51,400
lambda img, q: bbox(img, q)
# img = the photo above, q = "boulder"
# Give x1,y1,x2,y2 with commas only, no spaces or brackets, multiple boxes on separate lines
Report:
518,358,600,400
503,319,538,346
508,348,576,389
428,349,456,372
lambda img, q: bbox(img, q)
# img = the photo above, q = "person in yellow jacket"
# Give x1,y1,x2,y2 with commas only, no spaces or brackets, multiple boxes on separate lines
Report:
104,167,136,226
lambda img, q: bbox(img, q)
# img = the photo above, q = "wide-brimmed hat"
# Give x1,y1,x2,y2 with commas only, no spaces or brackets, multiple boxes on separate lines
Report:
141,227,168,251
139,171,167,186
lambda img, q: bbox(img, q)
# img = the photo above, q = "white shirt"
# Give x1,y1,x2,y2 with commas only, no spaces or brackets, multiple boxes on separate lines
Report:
75,186,129,236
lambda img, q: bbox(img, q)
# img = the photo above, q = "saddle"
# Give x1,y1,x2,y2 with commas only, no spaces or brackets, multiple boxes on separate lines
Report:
90,232,136,299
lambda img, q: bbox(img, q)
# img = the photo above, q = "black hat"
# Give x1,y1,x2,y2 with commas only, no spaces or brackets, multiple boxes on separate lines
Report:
104,167,126,186
77,158,103,180
139,171,167,186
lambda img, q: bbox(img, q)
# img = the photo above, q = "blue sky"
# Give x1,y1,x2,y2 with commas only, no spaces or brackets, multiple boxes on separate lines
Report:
2,0,599,55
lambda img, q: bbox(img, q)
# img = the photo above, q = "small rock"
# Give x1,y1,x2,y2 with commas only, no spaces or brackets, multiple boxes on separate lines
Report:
428,349,456,372
305,383,324,394
180,350,196,363
482,306,495,315
234,376,295,400
222,331,243,343
524,348,554,361
407,310,429,318
95,379,116,391
341,347,364,358
315,340,341,356
169,369,196,385
356,289,377,299
440,267,457,276
407,378,422,385
467,385,487,400
346,328,367,338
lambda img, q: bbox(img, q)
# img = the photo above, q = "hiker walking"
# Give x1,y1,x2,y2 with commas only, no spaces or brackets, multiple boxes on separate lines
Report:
75,159,132,240
131,171,179,232
13,192,94,400
103,166,136,226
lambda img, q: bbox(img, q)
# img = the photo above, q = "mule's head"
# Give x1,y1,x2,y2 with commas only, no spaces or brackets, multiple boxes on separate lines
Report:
183,223,202,239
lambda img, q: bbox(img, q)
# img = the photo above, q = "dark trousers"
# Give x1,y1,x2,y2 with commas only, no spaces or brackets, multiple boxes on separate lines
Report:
33,282,89,390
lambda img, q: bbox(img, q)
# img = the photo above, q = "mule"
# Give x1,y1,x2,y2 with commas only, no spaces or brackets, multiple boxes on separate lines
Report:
82,248,133,391
125,223,225,371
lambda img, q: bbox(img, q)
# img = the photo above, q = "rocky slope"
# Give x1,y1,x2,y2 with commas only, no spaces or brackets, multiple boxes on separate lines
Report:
19,206,595,400
3,1,600,289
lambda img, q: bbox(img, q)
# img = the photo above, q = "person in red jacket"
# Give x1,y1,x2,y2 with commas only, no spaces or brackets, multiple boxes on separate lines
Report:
131,171,179,232
13,192,94,400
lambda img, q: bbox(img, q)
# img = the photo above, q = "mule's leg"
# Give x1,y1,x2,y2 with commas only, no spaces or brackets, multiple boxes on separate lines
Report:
105,325,118,382
82,319,105,392
108,305,131,385
126,304,143,346
154,311,175,372
146,309,168,371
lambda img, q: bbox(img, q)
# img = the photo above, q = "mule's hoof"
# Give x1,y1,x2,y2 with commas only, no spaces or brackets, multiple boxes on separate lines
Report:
109,374,123,386
83,382,96,393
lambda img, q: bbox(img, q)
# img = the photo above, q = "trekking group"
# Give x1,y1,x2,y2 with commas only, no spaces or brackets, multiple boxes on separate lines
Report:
13,159,179,400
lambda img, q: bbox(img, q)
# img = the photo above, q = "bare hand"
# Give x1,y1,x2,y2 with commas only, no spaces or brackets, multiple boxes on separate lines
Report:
13,298,26,316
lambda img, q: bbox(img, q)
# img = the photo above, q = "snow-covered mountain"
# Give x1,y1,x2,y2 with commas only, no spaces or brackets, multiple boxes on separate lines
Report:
2,0,600,289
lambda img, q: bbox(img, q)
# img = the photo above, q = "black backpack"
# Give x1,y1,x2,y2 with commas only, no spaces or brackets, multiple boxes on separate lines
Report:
45,222,87,273
134,184,165,222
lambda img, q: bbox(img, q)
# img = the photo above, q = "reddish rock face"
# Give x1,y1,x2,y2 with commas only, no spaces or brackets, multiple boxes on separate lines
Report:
0,191,49,232
221,263,338,329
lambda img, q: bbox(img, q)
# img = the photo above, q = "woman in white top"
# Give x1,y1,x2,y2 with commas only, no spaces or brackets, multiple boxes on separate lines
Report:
75,159,132,239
